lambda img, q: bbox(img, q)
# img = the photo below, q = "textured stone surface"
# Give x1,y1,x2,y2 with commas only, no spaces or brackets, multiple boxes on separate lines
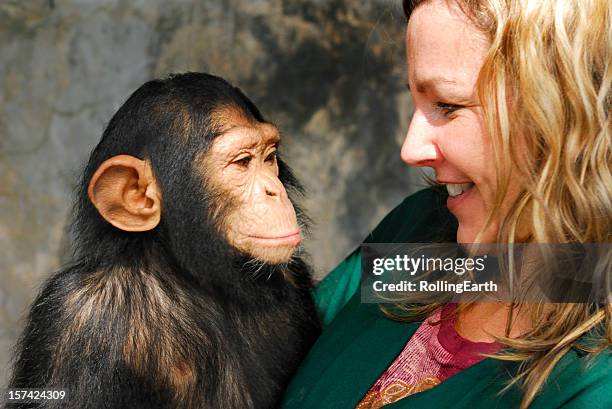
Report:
0,0,426,385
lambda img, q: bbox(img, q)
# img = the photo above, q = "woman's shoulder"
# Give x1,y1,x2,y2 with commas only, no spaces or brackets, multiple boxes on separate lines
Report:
532,346,612,408
314,188,456,326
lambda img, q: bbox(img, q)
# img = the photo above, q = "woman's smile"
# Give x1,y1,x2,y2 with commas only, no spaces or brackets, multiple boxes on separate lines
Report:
443,182,476,211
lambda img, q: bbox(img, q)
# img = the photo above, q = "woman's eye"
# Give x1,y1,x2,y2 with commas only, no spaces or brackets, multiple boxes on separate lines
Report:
433,102,462,118
265,151,277,163
233,156,252,167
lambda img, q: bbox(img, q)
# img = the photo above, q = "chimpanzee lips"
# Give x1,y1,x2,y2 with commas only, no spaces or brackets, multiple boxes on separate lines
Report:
249,230,301,246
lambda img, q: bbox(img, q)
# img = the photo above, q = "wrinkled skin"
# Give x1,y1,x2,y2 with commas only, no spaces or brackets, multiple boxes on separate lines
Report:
204,115,301,264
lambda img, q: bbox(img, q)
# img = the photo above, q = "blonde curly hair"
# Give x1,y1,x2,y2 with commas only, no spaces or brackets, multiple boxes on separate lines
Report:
399,0,611,407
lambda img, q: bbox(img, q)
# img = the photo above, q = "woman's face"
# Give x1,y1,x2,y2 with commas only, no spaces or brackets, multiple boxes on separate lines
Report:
401,0,500,244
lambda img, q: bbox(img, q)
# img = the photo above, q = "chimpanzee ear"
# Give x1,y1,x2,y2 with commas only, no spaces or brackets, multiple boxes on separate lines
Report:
88,155,162,232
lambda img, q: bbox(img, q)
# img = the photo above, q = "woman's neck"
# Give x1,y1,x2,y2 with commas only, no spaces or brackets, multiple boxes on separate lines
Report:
454,303,533,343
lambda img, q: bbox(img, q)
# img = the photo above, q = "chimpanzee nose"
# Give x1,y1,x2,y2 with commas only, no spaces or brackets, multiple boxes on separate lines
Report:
258,170,287,201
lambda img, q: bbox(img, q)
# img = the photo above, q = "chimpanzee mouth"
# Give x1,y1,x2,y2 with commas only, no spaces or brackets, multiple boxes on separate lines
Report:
250,231,301,246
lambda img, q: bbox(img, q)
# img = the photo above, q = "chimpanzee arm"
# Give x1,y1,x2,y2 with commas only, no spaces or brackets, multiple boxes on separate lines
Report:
7,267,244,409
8,268,158,409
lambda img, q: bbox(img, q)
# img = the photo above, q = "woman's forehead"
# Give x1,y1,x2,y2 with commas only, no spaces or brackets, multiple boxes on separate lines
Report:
405,0,488,94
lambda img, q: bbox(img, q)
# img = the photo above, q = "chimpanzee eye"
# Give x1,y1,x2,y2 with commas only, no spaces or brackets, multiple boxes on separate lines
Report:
265,151,277,163
233,155,252,167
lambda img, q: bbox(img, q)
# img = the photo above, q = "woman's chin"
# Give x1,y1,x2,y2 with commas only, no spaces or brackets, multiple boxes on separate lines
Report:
456,223,497,244
456,228,476,244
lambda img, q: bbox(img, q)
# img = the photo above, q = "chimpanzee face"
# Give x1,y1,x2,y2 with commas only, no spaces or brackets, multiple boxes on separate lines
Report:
86,108,302,266
201,112,301,264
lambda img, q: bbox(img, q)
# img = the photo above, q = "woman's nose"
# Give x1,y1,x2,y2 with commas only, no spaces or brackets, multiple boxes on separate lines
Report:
400,110,440,167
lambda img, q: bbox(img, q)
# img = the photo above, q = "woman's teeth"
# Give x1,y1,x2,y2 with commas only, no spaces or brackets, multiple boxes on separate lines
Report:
446,182,475,197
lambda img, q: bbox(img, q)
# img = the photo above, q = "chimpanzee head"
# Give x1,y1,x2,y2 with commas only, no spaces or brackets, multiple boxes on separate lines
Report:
73,73,306,274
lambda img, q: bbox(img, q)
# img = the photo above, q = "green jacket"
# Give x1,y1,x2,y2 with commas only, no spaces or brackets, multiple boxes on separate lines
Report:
281,188,611,409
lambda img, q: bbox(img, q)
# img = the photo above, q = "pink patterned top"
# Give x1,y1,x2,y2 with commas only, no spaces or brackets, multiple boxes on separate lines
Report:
356,304,501,409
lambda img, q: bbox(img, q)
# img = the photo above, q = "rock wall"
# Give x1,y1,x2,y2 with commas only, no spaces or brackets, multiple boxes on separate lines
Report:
0,0,426,385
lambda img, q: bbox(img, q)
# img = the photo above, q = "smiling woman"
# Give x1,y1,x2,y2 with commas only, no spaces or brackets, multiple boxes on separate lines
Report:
281,0,611,408
401,0,493,243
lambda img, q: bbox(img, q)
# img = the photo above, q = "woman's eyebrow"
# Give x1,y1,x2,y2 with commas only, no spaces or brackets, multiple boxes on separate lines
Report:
407,77,476,104
407,76,459,93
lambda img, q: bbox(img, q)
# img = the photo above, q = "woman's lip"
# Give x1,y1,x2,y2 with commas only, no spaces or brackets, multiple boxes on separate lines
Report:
437,180,473,184
446,185,476,211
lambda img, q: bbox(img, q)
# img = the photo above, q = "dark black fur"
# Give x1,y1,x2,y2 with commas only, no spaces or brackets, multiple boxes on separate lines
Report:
7,73,321,409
